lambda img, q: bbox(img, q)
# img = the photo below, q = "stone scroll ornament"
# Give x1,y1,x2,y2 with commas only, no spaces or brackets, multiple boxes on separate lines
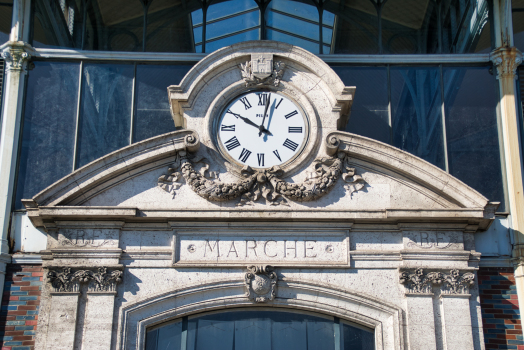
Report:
157,150,366,206
245,265,277,303
47,267,123,293
399,268,475,295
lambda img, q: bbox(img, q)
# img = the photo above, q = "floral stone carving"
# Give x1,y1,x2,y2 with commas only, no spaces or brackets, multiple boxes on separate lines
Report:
399,268,475,295
245,265,277,303
47,267,123,293
157,150,366,206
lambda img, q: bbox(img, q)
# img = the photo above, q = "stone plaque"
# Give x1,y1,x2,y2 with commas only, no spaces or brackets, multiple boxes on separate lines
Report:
403,231,463,250
173,230,349,267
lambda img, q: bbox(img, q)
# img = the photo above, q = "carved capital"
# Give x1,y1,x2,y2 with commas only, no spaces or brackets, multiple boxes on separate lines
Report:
47,267,123,293
244,265,277,303
490,47,523,80
399,268,475,295
1,42,32,72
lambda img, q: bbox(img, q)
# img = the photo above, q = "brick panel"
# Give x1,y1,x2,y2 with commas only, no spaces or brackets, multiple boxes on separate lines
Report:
0,264,42,350
479,267,524,349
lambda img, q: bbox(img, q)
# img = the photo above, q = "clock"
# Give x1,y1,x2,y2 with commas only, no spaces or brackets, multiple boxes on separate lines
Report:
217,91,308,169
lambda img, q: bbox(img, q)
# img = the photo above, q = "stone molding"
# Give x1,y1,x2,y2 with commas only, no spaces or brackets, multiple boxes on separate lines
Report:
244,265,277,302
157,148,366,206
47,267,123,293
0,41,32,72
399,268,475,295
490,47,523,80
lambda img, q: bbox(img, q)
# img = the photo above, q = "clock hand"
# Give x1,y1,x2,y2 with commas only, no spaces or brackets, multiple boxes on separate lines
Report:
259,93,271,137
227,110,259,129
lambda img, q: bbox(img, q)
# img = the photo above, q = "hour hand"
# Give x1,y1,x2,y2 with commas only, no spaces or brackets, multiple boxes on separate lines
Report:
259,127,272,136
227,110,259,129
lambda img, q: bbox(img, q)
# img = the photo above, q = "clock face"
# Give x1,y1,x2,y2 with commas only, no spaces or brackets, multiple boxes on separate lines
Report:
217,91,308,168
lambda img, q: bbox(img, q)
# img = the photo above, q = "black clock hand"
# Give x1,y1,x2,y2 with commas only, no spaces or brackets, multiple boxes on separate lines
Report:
227,110,259,129
259,93,271,136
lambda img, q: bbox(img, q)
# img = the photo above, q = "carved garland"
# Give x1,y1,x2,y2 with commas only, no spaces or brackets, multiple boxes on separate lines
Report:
399,268,475,295
158,150,366,206
47,267,123,293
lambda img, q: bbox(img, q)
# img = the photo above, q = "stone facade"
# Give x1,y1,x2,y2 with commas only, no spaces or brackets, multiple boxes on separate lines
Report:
15,41,501,349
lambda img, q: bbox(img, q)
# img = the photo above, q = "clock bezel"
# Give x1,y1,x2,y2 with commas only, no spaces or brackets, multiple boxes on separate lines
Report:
214,89,311,170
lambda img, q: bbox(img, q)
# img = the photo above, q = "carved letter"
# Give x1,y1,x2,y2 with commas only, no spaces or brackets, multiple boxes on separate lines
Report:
264,240,277,257
436,232,444,247
284,240,297,258
227,242,239,258
304,240,317,258
420,232,429,246
204,240,220,257
246,240,258,257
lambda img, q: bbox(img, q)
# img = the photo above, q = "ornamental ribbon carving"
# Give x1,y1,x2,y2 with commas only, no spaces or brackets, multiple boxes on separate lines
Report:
47,267,123,293
245,265,277,303
158,150,366,206
399,268,475,295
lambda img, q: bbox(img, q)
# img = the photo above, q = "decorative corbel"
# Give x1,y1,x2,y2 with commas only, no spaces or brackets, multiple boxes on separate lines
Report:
490,47,523,80
1,41,32,72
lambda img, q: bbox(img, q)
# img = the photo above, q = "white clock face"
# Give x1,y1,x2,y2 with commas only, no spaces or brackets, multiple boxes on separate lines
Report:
218,91,307,168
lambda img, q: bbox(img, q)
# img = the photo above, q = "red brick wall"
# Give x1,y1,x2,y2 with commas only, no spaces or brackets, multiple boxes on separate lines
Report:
0,264,42,350
479,267,523,350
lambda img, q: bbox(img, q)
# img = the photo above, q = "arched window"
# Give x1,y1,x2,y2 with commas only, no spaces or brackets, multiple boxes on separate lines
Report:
146,308,375,350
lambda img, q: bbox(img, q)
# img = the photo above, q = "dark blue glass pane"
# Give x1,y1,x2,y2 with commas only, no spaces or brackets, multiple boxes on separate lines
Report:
342,322,375,350
266,0,319,42
206,9,259,41
513,1,524,53
391,67,445,169
0,0,13,44
76,63,133,168
15,62,80,209
443,66,504,210
267,29,318,53
332,66,390,144
205,29,259,52
133,65,192,143
207,0,258,21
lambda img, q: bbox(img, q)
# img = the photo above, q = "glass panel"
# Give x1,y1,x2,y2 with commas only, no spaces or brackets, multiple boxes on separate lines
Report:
84,0,144,51
442,0,491,53
146,0,201,52
342,321,375,350
332,66,390,144
15,62,80,209
381,0,439,54
513,0,524,52
133,64,192,142
76,63,133,168
390,67,445,169
326,0,379,54
0,0,13,44
32,0,84,49
443,66,504,210
192,0,260,53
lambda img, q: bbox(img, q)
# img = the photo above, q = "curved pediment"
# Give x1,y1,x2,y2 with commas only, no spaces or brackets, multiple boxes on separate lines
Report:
23,129,497,230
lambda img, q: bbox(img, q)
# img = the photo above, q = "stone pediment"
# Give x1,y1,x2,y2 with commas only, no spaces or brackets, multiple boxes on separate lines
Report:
22,41,497,230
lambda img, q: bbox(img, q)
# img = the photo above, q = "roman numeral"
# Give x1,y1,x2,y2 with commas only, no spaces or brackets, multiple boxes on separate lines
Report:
239,148,252,163
283,138,299,152
221,125,235,131
224,136,241,151
275,98,283,109
258,93,269,106
257,153,264,167
288,127,302,133
240,97,252,110
285,110,298,119
273,149,282,162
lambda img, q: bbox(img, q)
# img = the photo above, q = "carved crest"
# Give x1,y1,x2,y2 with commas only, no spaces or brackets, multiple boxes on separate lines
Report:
240,54,286,87
245,265,277,303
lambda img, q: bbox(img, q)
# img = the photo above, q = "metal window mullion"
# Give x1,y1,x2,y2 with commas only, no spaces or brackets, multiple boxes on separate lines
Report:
439,64,450,172
387,64,392,145
72,60,84,171
81,0,88,49
130,63,137,145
